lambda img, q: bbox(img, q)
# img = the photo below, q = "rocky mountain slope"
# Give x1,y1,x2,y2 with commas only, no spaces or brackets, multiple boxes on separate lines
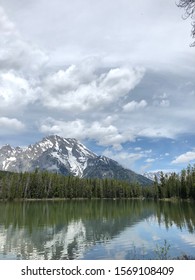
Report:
0,135,152,185
143,171,174,183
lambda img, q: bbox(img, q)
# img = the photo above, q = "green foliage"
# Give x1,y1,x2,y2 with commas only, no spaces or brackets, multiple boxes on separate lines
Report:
0,170,144,200
0,164,195,200
150,165,195,201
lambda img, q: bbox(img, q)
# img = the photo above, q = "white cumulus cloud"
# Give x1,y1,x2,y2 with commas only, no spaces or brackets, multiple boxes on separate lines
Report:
0,6,17,35
123,100,147,112
0,117,25,134
42,63,145,112
172,151,195,164
145,158,155,163
0,6,48,72
0,71,39,113
39,117,135,149
103,149,145,169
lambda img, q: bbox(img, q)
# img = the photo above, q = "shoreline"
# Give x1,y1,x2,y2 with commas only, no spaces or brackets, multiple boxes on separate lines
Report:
0,197,194,203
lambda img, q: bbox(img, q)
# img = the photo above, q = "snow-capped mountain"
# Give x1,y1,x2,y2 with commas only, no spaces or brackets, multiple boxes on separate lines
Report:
143,171,174,183
0,135,152,185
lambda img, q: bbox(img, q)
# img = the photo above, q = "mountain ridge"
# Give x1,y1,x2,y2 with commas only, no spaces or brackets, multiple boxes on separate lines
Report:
143,171,175,183
0,135,152,185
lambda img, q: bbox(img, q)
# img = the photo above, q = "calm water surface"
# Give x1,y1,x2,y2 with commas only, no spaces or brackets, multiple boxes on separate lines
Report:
0,200,195,260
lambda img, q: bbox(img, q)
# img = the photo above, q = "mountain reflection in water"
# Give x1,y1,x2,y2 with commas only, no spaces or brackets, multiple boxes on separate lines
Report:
0,200,195,259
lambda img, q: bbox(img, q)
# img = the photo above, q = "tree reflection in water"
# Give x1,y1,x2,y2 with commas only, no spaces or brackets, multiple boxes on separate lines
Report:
0,200,195,259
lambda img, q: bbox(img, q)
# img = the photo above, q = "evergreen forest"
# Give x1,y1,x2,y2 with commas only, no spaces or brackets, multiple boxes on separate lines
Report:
0,165,195,200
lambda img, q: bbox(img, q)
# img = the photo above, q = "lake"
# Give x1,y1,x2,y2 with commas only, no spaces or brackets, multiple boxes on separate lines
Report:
0,199,195,260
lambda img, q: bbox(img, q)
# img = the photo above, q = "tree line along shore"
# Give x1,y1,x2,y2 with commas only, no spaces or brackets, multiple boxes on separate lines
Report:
0,165,195,200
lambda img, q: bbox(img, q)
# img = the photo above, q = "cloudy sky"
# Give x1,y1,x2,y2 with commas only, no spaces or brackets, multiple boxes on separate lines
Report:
0,0,195,174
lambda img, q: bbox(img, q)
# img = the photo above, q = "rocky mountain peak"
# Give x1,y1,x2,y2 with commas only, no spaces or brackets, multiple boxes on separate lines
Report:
0,135,152,185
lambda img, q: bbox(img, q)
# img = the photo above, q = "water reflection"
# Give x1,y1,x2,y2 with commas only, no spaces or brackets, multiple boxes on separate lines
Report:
155,201,195,233
0,200,195,259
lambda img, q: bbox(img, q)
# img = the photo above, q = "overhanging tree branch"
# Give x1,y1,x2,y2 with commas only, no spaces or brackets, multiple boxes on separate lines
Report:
177,0,195,46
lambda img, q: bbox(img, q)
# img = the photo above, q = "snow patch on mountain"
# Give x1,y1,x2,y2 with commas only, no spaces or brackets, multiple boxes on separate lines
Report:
0,135,152,185
143,171,175,182
0,135,97,177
